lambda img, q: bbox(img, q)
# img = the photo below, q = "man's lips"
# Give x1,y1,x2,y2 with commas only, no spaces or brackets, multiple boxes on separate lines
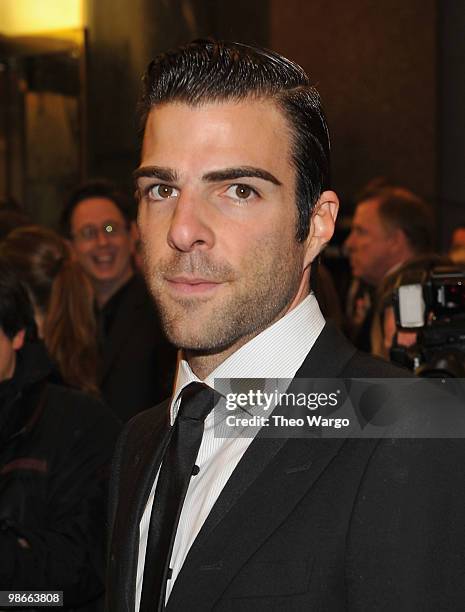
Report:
165,276,223,295
91,252,116,267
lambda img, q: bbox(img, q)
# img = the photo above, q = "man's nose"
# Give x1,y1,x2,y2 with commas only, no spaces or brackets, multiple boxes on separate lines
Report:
167,195,215,252
96,228,111,246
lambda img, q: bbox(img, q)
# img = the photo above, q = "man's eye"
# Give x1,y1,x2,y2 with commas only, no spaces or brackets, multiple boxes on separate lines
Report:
224,184,258,201
149,184,179,200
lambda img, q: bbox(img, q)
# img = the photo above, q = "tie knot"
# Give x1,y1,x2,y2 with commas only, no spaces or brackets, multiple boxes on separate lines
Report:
178,382,219,422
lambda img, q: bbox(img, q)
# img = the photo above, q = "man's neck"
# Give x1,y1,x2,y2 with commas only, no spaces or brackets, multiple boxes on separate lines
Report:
384,259,405,280
186,282,311,380
95,269,134,308
381,246,416,284
185,327,260,381
368,252,415,288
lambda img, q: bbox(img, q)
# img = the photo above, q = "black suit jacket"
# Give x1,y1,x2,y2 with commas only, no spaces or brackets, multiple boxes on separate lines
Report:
106,323,465,610
99,275,176,422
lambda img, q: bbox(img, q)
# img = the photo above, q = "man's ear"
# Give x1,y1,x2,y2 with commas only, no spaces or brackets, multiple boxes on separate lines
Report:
304,190,339,267
12,329,25,352
389,227,409,252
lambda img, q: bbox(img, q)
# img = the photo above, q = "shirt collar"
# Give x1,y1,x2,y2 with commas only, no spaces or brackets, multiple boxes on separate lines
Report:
169,292,325,424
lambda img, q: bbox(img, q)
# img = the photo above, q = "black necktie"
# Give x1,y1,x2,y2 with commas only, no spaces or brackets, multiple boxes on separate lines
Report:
139,382,218,611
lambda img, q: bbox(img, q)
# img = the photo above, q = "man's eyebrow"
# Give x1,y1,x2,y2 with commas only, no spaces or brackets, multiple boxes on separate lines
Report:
202,166,282,186
133,166,178,183
133,165,282,186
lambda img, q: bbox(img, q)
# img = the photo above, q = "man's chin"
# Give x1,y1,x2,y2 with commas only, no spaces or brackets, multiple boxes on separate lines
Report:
92,268,119,281
160,315,240,353
163,325,220,352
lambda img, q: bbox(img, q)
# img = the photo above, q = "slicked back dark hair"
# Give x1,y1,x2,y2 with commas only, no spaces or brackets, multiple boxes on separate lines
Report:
61,179,133,238
0,258,36,340
139,39,331,241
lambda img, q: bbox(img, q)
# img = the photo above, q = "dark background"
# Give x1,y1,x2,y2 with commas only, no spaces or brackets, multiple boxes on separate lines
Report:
2,0,464,248
84,0,465,248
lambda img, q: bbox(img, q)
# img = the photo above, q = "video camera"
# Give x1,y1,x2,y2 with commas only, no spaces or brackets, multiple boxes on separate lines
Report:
390,265,465,377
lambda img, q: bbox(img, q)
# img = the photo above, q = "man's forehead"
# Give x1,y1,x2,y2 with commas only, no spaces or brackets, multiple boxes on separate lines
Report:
144,96,286,122
72,197,125,226
139,98,293,179
355,198,382,222
354,198,395,239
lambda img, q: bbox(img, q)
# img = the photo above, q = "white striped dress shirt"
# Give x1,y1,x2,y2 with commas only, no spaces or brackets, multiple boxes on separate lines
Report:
135,292,325,609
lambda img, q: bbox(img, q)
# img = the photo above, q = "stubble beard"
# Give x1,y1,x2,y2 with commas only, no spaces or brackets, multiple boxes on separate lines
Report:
145,239,305,355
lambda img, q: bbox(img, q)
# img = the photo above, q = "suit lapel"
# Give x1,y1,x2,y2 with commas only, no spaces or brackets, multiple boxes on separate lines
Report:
168,434,346,610
167,322,357,610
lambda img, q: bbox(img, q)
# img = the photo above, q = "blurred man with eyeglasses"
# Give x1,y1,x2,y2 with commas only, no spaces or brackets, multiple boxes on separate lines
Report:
62,180,176,421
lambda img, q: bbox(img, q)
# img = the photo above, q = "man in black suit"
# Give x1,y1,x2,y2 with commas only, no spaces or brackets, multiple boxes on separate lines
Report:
107,40,465,610
62,180,175,420
344,182,434,353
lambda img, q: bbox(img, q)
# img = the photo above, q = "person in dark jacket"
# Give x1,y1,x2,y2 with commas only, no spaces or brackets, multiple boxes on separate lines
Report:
61,180,176,421
0,261,120,610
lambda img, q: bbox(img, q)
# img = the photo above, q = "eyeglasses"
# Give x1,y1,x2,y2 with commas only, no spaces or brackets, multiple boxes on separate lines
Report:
72,221,127,243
